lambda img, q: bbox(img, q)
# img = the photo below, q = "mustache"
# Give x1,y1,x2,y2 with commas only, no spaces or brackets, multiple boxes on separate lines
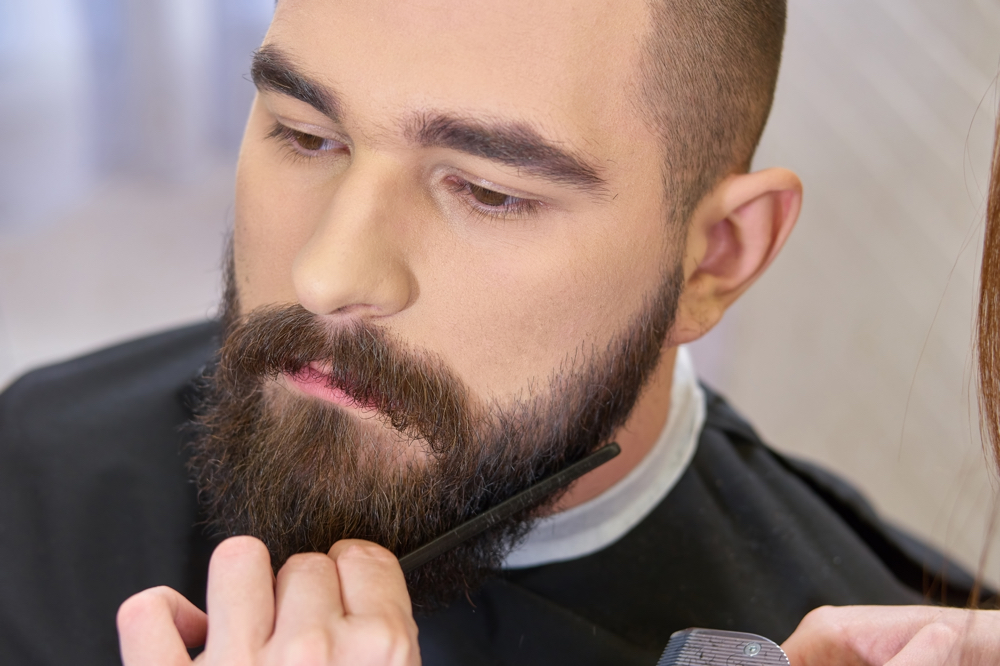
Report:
217,305,475,451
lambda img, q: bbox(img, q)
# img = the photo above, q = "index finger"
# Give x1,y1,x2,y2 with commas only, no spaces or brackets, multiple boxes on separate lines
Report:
782,605,951,665
327,540,412,618
204,536,276,655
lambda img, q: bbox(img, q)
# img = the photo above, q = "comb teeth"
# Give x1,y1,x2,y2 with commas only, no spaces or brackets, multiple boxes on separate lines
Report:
656,629,790,666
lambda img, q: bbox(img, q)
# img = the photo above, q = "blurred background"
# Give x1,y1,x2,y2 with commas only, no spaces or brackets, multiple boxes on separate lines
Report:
2,0,1000,585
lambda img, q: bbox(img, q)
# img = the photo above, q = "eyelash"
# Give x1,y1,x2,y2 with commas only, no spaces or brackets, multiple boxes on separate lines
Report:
266,122,347,160
266,122,542,220
446,178,542,220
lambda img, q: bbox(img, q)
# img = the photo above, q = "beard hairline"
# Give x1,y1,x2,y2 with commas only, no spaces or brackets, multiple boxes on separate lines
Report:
189,250,685,605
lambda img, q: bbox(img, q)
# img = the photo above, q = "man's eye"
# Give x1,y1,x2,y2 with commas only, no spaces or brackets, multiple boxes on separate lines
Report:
468,183,515,207
267,123,344,157
291,130,330,152
451,178,540,219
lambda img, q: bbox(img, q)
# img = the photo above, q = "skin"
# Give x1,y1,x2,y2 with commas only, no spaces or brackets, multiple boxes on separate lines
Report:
782,606,1000,665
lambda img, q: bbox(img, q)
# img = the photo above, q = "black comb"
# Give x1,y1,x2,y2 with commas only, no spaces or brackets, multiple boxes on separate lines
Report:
398,442,621,574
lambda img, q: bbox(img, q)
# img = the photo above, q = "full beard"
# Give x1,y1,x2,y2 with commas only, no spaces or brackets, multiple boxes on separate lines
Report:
188,261,683,609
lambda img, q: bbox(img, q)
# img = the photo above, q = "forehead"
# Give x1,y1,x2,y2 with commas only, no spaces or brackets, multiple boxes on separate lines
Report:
267,0,655,160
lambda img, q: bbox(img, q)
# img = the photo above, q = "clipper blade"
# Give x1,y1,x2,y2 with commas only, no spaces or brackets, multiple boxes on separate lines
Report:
656,628,790,666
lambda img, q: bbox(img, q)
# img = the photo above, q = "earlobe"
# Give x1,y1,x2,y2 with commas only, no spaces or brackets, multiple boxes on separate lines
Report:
669,167,802,345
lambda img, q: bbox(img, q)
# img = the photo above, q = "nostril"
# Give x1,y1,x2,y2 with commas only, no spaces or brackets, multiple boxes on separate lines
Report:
330,303,372,316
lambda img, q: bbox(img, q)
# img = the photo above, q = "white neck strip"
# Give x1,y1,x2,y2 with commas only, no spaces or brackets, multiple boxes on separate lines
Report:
503,346,705,569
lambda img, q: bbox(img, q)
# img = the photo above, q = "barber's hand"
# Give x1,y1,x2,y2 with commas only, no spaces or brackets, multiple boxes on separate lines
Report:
782,605,1000,665
117,536,420,665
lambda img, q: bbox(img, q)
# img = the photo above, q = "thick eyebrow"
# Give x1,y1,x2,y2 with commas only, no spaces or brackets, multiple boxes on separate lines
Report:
407,114,607,194
251,46,606,194
250,45,342,122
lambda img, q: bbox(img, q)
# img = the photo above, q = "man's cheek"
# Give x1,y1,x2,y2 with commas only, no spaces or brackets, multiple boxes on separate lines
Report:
432,287,621,400
234,177,317,310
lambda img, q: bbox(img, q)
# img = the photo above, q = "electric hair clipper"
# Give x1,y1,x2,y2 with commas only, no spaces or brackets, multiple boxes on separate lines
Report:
656,628,790,666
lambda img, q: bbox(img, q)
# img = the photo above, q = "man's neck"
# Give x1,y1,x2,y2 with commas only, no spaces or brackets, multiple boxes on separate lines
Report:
554,346,678,511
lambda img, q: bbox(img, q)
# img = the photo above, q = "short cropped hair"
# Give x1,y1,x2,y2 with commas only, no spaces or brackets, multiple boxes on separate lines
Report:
639,0,787,225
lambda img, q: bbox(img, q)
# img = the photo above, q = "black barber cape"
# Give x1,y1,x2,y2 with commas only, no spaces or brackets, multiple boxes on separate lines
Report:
0,322,981,665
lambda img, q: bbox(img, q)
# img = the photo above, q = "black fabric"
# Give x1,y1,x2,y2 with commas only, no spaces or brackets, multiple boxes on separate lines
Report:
0,323,222,666
0,323,981,665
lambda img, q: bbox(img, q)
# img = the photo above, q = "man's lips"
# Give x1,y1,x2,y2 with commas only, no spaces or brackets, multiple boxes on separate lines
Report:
285,364,379,412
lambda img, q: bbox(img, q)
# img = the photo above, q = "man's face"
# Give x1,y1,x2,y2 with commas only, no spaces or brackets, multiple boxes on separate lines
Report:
234,0,678,409
207,0,690,603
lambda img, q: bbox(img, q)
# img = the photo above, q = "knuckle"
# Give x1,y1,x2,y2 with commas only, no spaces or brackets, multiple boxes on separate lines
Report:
800,605,837,629
921,620,958,647
276,628,332,666
345,615,418,665
116,586,171,631
799,605,851,643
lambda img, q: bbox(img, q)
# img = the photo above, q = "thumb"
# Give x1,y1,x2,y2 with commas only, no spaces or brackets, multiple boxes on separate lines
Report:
118,586,207,665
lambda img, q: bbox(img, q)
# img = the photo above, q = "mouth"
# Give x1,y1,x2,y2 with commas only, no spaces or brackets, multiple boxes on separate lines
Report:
285,363,380,413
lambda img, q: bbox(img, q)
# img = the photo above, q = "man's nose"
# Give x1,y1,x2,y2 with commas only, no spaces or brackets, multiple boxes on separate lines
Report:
292,161,417,318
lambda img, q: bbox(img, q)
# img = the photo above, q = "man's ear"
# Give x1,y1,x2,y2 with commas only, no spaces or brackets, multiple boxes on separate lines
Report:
669,167,802,345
